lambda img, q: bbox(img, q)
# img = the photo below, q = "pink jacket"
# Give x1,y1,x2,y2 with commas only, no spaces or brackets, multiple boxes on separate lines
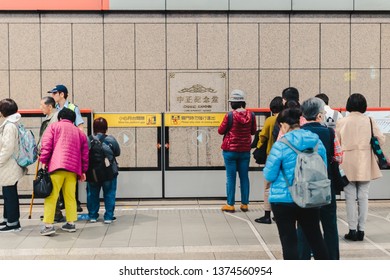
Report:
40,119,89,178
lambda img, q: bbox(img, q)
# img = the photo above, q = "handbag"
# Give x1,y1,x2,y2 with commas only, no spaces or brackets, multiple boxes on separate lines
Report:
252,140,268,164
330,160,349,194
33,168,53,198
369,118,388,169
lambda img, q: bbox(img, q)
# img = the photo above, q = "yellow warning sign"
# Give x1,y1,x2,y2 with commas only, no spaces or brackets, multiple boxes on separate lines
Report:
165,113,225,127
94,113,161,127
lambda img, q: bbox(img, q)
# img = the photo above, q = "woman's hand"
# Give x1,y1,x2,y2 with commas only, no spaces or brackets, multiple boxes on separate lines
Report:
79,173,86,182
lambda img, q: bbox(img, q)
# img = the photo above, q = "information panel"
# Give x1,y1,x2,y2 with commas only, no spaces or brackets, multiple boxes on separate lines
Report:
165,112,225,127
94,113,161,127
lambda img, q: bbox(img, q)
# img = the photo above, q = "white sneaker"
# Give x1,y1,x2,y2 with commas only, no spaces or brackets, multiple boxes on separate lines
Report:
103,217,116,224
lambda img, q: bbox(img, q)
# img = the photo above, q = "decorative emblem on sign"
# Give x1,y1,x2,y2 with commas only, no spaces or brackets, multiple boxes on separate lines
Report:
178,84,217,94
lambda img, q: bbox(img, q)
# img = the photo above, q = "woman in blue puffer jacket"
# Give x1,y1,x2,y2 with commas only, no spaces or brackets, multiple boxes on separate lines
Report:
263,107,329,260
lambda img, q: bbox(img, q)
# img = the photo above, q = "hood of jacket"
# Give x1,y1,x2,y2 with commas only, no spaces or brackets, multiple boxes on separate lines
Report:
282,128,321,151
233,108,253,125
0,113,21,128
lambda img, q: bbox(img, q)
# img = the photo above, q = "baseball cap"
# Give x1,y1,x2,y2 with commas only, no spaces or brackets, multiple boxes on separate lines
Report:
228,89,246,102
48,84,68,94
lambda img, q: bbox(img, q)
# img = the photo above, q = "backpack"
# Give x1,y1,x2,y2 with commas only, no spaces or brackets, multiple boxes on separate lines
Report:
325,110,339,129
280,137,331,208
9,122,38,168
86,135,114,183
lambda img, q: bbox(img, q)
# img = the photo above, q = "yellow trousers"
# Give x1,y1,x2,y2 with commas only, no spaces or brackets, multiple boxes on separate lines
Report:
43,170,77,224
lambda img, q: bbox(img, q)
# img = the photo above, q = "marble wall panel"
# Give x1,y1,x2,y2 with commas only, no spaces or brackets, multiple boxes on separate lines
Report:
109,127,136,168
167,12,227,23
9,24,40,70
104,12,165,24
229,70,259,108
229,13,289,23
290,13,350,23
104,70,135,112
136,70,166,112
290,24,320,69
259,70,289,108
0,24,8,70
320,70,350,107
73,24,103,70
321,24,350,69
381,24,390,69
351,13,390,23
136,24,166,70
41,70,73,98
136,128,159,168
351,24,380,68
290,70,320,101
10,71,41,109
198,24,228,69
259,24,289,69
0,71,9,99
380,69,390,107
0,13,39,23
167,24,197,70
168,127,198,167
104,24,134,70
350,69,380,106
197,127,224,167
41,24,72,70
229,24,259,69
73,70,104,111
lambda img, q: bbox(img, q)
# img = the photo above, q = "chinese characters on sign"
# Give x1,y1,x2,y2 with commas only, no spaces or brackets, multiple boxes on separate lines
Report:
169,72,227,112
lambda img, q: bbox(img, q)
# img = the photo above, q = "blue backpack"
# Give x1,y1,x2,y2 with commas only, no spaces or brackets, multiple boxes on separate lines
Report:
11,122,38,167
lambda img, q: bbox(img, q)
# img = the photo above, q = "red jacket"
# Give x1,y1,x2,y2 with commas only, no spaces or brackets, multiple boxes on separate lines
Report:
218,109,256,152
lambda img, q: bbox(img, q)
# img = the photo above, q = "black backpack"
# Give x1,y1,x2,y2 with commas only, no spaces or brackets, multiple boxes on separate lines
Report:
86,135,114,183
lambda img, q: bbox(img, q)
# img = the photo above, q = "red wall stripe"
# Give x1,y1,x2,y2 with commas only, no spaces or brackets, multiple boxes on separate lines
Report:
0,0,109,10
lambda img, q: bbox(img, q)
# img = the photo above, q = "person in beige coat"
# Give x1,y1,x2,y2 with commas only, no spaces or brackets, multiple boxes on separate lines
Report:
0,98,26,232
336,93,385,242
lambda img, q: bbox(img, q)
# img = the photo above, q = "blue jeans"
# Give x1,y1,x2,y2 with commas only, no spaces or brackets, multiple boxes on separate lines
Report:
222,150,250,206
87,177,117,221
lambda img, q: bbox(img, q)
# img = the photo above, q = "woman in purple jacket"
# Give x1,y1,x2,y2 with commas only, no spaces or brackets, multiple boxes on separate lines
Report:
39,108,89,236
218,90,256,213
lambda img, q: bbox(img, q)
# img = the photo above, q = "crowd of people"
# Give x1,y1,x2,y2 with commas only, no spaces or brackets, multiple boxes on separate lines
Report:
219,87,385,260
0,84,121,236
0,84,386,259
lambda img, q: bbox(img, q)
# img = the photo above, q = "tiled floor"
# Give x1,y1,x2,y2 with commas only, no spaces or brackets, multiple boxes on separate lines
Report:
0,199,390,260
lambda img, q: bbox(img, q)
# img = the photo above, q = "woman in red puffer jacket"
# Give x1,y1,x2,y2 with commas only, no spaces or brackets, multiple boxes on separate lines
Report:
218,89,256,213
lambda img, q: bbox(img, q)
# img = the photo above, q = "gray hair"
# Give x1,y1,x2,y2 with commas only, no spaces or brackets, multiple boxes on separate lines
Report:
301,97,325,121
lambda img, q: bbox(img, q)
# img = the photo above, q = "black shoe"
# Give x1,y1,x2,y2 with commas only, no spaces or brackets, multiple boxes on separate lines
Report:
0,223,21,233
357,230,365,241
272,217,276,222
59,202,65,210
77,204,83,213
344,230,358,241
54,215,66,223
254,216,272,224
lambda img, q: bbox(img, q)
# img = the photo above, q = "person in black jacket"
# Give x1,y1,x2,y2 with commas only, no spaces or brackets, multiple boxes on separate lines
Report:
298,97,341,260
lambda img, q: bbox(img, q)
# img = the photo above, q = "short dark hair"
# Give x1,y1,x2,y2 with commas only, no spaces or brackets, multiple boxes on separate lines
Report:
230,101,246,110
269,96,283,114
58,107,76,123
42,96,56,108
282,87,299,102
93,117,108,134
0,98,18,117
277,107,302,127
315,93,329,105
346,93,367,113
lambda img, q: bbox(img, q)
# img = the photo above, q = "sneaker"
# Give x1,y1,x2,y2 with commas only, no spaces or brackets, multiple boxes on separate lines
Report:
61,223,76,232
89,218,97,223
254,216,272,224
240,204,249,212
103,217,117,224
0,223,21,233
221,204,235,213
40,226,56,236
0,221,7,229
